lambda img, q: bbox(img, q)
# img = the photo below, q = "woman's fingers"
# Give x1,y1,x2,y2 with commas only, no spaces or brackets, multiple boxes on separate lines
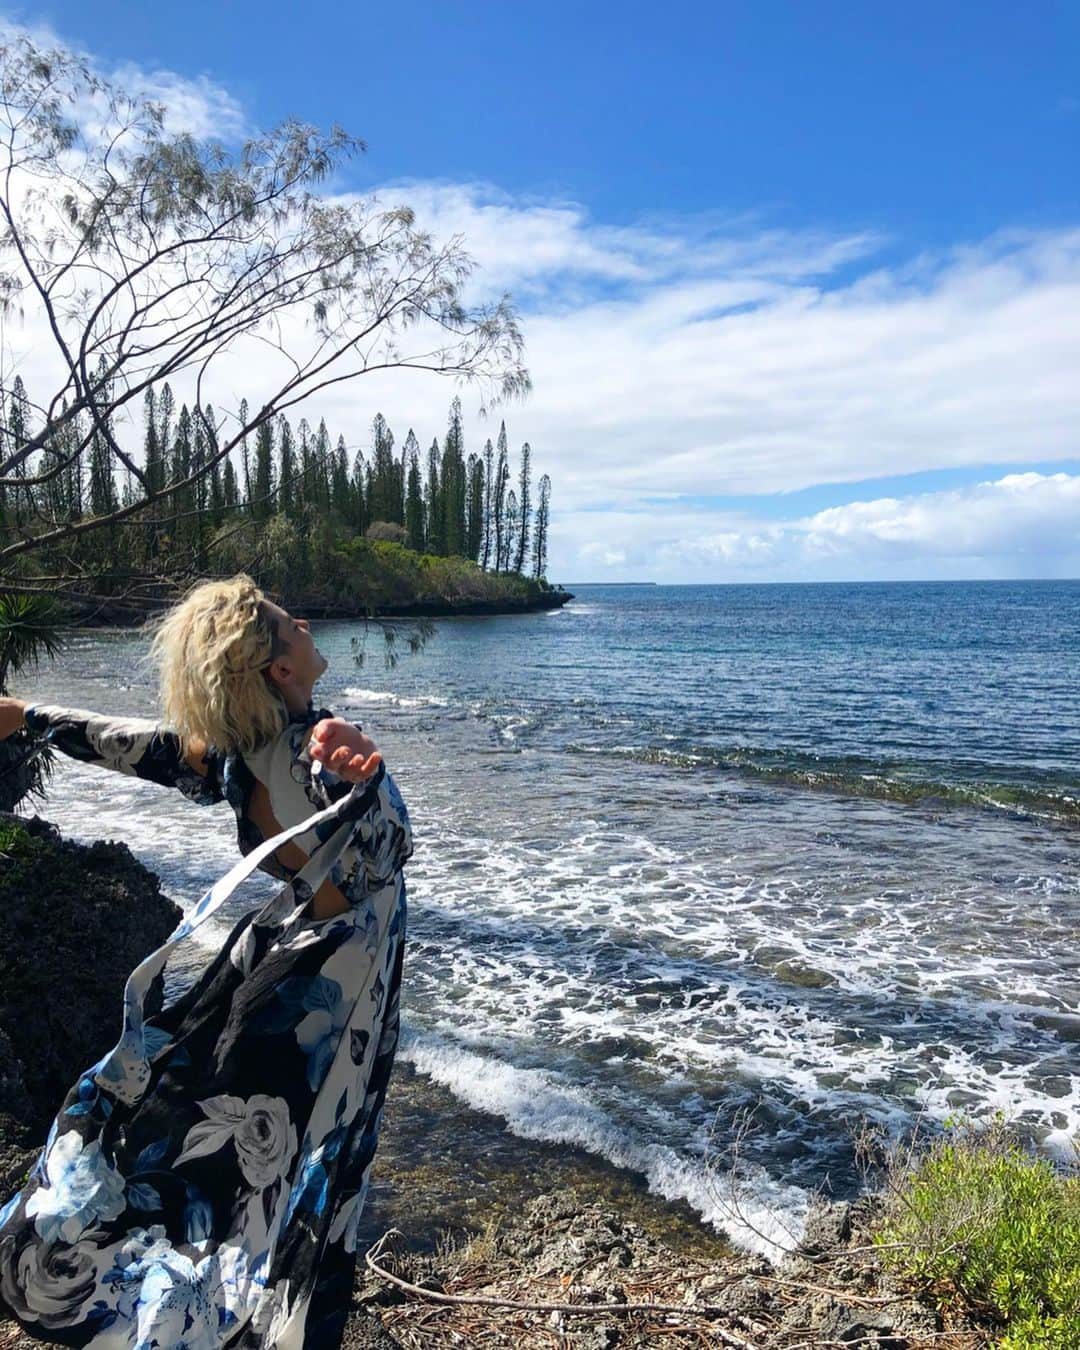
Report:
309,718,378,769
308,719,382,782
336,751,382,783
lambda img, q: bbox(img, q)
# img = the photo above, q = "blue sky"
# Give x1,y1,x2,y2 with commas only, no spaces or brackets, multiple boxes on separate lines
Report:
28,1,1080,236
7,2,1080,580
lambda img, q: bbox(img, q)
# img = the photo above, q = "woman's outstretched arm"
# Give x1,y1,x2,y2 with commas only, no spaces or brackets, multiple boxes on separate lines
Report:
0,697,223,803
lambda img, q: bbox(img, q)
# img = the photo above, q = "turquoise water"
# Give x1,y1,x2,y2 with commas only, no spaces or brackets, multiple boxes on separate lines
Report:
25,580,1080,1253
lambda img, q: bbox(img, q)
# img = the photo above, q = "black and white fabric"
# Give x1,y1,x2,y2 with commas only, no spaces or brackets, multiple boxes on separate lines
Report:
0,703,412,1348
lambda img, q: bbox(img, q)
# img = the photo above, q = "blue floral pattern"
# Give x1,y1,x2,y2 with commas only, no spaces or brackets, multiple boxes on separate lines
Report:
0,703,412,1347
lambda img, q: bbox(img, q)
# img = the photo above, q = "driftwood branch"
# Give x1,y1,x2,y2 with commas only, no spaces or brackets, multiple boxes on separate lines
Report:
364,1230,763,1348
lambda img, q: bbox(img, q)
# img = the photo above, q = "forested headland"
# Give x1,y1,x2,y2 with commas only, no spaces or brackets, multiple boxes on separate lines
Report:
0,373,566,619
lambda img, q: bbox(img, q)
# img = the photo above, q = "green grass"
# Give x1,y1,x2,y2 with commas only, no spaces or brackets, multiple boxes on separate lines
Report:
877,1117,1080,1347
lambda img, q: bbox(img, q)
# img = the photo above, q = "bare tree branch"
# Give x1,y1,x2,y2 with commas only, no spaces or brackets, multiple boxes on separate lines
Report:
0,34,529,593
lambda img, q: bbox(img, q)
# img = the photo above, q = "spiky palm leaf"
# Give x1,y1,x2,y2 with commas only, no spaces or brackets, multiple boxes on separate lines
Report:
0,593,66,694
0,593,66,810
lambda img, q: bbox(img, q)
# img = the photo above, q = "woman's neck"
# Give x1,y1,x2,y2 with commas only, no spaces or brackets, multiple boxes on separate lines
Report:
280,682,315,715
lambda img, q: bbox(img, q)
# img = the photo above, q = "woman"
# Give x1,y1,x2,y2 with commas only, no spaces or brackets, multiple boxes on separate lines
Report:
0,575,413,1348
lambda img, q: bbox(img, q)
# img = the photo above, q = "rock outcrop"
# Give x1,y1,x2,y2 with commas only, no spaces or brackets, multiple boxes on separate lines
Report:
0,813,181,1196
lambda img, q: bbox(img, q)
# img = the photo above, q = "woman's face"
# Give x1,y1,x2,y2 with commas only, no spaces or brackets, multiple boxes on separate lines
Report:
263,600,328,691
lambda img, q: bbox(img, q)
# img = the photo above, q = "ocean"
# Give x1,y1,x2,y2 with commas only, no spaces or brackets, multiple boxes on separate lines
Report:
19,580,1080,1254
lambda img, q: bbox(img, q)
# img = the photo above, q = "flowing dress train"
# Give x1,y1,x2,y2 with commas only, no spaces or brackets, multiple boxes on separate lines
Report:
0,703,412,1349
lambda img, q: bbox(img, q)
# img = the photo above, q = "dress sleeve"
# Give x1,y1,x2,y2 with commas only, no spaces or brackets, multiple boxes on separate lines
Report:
24,703,224,806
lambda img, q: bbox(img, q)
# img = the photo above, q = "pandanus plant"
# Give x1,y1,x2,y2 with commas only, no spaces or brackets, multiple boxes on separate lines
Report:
0,593,65,811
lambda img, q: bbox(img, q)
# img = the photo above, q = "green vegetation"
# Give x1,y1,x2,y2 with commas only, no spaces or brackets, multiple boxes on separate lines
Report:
1,380,557,609
0,592,65,692
0,818,38,859
0,592,62,809
878,1118,1080,1347
209,523,561,614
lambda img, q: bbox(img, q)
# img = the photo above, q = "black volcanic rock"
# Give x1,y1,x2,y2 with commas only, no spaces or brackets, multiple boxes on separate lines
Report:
0,813,181,1146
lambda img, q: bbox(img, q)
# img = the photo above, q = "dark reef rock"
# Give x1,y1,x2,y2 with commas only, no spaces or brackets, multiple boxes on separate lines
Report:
0,813,181,1152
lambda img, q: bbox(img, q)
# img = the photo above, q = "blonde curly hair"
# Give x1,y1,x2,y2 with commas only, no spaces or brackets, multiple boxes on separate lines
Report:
146,574,290,754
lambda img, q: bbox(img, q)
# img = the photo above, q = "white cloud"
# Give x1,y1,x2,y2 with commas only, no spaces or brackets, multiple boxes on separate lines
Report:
2,20,1080,583
0,16,246,140
306,188,1080,497
555,473,1080,582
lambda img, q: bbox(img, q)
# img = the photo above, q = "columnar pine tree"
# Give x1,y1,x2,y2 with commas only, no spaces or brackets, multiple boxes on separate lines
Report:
313,419,332,512
425,436,443,555
191,408,208,519
480,437,494,570
296,419,312,513
171,405,194,548
40,407,73,524
440,397,466,555
223,456,238,512
139,387,159,557
7,376,32,527
203,406,223,526
405,441,425,551
465,452,484,561
367,413,397,525
88,365,118,520
252,420,275,521
238,399,252,511
502,488,519,574
532,473,551,578
492,422,509,572
143,389,162,494
331,435,351,520
157,384,175,493
514,441,531,574
350,448,368,534
277,416,296,518
64,406,84,523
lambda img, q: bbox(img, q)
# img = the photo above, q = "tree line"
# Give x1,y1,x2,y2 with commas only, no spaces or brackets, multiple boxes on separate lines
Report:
0,37,530,605
0,369,552,588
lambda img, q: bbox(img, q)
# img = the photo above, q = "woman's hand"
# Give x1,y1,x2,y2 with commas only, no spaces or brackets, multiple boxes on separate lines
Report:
0,697,27,741
308,718,383,784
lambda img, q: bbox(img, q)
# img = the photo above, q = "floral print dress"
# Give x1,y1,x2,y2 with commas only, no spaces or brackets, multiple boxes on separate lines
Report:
0,702,412,1349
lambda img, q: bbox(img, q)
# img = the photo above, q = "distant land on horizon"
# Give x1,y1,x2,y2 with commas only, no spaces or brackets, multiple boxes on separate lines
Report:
562,576,1079,588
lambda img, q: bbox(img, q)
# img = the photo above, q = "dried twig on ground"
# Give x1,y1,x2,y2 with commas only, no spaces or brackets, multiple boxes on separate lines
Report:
365,1230,763,1348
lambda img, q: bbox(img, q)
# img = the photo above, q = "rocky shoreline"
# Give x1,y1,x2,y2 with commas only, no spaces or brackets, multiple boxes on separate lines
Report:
0,814,181,1203
341,1186,986,1350
0,821,992,1349
54,586,575,629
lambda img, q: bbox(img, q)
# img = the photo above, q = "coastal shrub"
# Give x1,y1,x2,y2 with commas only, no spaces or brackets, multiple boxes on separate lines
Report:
0,592,64,809
0,818,38,859
877,1117,1080,1346
206,518,553,613
365,520,408,543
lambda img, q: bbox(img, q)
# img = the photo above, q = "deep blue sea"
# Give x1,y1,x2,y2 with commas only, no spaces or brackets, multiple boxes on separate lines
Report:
24,580,1080,1253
